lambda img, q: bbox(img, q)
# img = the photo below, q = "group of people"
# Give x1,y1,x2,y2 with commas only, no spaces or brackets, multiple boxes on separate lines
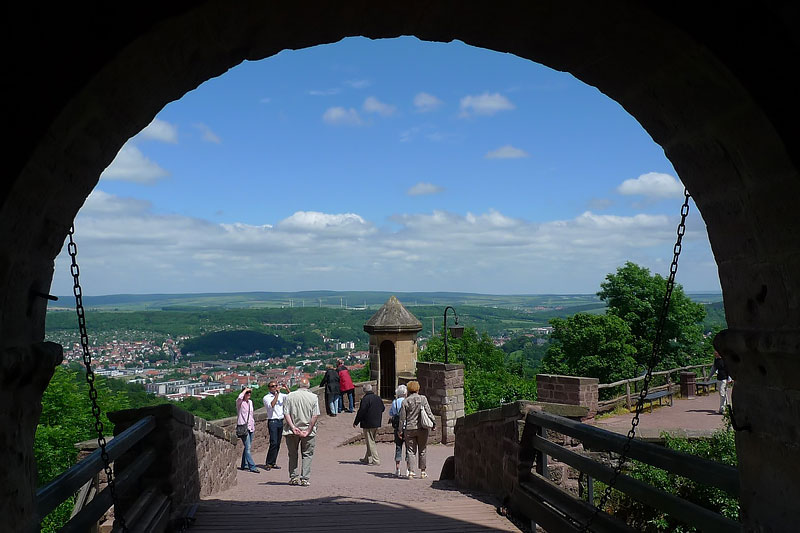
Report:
320,358,356,415
235,367,436,485
236,377,319,486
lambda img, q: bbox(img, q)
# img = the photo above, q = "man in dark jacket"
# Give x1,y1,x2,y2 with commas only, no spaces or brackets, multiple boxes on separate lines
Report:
320,365,341,416
353,383,385,465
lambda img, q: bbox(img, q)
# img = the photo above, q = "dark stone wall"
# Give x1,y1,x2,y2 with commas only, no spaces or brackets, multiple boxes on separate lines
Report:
3,3,800,530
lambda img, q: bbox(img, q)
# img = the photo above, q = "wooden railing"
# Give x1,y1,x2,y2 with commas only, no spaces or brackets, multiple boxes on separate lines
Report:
597,364,708,411
514,410,739,532
35,416,158,532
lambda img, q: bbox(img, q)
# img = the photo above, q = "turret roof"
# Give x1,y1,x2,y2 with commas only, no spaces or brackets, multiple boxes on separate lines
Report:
363,295,423,334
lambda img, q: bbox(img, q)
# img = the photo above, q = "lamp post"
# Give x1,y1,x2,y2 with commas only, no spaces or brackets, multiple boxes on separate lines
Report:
442,306,465,364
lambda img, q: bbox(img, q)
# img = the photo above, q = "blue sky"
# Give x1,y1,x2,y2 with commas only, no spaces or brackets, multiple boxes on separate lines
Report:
51,37,720,296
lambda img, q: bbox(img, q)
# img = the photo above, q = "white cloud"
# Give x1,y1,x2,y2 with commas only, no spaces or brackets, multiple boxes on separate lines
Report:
617,172,684,199
407,182,444,196
414,92,443,112
485,145,529,159
363,96,396,116
194,123,221,144
322,107,363,126
344,79,371,89
308,88,341,96
278,211,375,236
51,191,716,295
459,92,515,117
137,118,178,143
81,190,152,216
100,144,169,184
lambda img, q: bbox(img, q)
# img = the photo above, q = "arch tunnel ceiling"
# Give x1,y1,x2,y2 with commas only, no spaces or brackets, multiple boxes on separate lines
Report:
4,1,800,337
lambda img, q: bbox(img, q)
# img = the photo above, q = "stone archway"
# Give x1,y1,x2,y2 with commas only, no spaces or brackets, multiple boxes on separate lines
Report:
3,2,799,530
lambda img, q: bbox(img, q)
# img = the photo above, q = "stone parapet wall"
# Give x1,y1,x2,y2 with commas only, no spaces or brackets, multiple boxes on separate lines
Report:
416,362,464,444
455,401,537,497
191,417,238,497
455,400,593,509
536,374,598,418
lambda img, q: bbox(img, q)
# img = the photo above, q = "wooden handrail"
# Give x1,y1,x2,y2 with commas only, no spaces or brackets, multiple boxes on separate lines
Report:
526,410,739,496
60,447,158,533
520,410,739,532
531,435,739,532
36,415,156,520
598,364,707,389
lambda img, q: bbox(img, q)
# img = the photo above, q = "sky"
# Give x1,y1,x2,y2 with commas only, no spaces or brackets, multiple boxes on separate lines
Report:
51,36,721,296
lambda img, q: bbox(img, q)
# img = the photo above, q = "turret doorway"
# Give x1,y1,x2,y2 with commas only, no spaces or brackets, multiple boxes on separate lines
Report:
379,340,396,400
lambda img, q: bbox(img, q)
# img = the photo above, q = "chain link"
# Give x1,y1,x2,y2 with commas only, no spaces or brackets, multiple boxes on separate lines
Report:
68,226,128,532
580,188,691,531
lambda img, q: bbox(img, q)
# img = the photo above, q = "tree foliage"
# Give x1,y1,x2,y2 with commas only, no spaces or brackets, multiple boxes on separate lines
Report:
597,262,707,369
36,367,134,531
541,313,637,384
181,330,294,359
420,327,537,413
607,424,738,531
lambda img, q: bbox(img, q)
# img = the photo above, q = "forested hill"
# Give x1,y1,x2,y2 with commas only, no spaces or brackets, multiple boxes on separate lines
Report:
181,330,295,359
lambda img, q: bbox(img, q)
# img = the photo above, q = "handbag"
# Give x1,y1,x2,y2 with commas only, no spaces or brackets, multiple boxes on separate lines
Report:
419,402,435,429
236,424,248,438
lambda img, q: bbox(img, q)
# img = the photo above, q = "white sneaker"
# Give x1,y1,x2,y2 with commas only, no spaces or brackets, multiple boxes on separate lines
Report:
395,468,401,477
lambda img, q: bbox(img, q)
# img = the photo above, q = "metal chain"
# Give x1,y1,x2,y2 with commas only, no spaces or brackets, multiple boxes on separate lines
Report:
68,226,128,532
580,188,691,532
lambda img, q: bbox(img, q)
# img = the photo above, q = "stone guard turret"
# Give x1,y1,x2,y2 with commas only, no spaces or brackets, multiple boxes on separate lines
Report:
363,296,422,399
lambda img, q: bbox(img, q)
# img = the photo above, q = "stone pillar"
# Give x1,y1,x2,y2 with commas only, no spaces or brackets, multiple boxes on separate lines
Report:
536,374,599,419
716,329,800,531
0,342,62,532
679,371,696,398
416,362,464,444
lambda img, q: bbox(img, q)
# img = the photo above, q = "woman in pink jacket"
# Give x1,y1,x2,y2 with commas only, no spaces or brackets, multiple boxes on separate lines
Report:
236,388,259,473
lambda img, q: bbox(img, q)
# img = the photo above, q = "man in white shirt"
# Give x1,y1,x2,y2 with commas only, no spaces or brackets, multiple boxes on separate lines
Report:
263,380,289,470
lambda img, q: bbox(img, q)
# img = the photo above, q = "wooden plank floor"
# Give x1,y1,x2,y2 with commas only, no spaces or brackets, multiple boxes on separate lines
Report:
188,412,521,532
191,498,520,532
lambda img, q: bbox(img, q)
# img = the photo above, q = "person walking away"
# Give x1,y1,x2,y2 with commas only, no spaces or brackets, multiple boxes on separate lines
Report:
389,384,407,477
282,377,320,486
263,380,289,470
353,383,385,466
399,380,435,479
320,364,341,416
709,350,733,414
337,359,356,413
236,387,259,473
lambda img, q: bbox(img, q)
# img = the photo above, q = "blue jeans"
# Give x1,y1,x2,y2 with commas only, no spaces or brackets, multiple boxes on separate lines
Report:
240,430,256,470
329,393,341,414
342,389,355,411
266,419,283,465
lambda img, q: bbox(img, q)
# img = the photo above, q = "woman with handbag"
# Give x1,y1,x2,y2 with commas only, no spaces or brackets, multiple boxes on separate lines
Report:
236,388,259,473
398,380,435,479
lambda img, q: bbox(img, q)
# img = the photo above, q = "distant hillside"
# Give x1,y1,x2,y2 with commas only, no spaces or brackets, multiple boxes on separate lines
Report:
181,330,295,360
51,290,611,312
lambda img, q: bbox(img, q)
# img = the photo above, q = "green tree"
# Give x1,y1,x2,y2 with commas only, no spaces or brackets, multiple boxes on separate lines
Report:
36,367,131,532
597,262,707,368
541,313,637,384
607,423,738,531
420,327,536,413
